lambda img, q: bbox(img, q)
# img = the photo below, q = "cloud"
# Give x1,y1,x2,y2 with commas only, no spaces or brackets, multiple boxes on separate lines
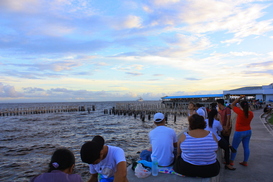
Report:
247,60,273,68
221,38,242,45
185,77,201,81
125,72,143,76
230,51,261,56
23,87,45,93
0,0,40,13
153,74,164,76
0,82,24,97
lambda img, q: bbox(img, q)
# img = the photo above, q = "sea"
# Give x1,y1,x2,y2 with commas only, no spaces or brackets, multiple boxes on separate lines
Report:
0,101,189,182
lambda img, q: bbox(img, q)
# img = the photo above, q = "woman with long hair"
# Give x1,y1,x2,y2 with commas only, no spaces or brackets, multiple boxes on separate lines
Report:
30,148,83,182
205,109,236,170
230,95,254,167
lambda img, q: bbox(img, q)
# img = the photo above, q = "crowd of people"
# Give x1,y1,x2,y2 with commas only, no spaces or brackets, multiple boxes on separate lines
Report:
30,95,257,181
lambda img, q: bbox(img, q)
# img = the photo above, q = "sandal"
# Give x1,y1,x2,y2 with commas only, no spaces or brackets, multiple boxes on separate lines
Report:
239,162,248,166
225,165,236,170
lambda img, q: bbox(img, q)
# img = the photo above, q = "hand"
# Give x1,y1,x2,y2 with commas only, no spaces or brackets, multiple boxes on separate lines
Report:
239,95,245,99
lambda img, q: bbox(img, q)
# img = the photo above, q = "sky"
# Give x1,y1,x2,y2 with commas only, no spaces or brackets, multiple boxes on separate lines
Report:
0,0,273,103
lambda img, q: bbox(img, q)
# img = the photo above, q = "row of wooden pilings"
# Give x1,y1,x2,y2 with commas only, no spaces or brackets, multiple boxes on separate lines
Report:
0,105,96,117
104,102,189,122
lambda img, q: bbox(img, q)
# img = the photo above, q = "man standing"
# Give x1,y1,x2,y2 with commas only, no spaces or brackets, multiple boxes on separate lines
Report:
216,99,232,143
140,113,177,166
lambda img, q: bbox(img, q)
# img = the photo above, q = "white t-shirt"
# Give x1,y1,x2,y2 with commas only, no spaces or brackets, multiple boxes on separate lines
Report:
204,119,223,141
149,126,177,166
196,108,206,118
89,145,126,178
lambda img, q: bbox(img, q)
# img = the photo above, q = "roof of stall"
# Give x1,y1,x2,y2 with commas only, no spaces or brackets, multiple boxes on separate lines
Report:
162,94,223,99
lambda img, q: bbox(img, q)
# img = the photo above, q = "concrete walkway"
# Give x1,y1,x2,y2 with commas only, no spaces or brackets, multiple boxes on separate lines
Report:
221,109,273,182
127,109,273,182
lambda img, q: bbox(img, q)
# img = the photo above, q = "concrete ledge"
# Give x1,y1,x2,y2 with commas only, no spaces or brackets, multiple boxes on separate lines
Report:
127,149,222,182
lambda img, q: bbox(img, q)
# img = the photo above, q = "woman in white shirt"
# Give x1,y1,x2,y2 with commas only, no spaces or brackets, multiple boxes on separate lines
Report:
205,109,236,170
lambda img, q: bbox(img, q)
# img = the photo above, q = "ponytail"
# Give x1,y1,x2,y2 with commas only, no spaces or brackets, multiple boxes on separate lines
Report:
240,101,249,118
208,109,218,128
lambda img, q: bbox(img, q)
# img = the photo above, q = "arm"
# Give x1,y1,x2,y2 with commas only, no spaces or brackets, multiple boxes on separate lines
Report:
176,133,185,158
226,114,231,128
230,95,245,109
212,133,218,143
87,173,98,182
113,161,128,182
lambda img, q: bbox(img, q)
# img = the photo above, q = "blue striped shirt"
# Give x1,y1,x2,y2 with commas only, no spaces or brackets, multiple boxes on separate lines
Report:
181,131,218,165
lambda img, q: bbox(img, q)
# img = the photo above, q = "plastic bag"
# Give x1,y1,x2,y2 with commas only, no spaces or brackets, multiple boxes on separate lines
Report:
135,163,151,178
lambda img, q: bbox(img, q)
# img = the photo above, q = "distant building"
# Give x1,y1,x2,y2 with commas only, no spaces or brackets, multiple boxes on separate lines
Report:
223,83,273,102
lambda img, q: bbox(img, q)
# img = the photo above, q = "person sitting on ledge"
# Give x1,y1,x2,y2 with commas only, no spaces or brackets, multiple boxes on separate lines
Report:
30,148,83,182
140,112,177,167
80,135,128,182
173,114,220,178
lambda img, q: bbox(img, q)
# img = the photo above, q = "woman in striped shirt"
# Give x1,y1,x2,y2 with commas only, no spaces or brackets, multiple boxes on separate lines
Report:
173,114,220,177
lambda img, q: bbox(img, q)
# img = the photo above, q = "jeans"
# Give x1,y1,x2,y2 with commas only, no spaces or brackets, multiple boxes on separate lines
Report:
230,130,252,162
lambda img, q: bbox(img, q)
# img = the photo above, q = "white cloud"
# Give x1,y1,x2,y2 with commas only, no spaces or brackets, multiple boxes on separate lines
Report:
0,82,23,97
112,15,142,29
0,0,40,13
151,0,180,6
229,51,261,56
221,38,242,45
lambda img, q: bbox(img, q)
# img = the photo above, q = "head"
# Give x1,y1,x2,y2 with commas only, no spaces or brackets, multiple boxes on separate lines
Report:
188,102,195,110
240,100,249,118
208,109,218,128
48,148,75,173
216,99,225,106
216,99,225,109
80,135,105,165
153,112,165,124
210,103,217,110
195,103,202,109
188,114,206,130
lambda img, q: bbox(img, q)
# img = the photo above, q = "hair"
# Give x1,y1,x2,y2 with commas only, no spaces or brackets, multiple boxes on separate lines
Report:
208,109,218,128
188,114,206,130
195,103,203,108
240,100,249,118
48,148,75,172
210,103,217,110
216,99,224,105
80,136,105,164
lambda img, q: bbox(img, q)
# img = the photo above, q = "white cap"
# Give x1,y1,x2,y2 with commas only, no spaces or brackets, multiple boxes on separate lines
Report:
154,113,164,122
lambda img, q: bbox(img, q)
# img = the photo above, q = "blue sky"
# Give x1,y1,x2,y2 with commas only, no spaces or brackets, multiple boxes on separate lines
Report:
0,0,273,103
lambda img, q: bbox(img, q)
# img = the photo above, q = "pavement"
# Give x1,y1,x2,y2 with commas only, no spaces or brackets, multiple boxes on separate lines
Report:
221,109,273,182
127,109,273,182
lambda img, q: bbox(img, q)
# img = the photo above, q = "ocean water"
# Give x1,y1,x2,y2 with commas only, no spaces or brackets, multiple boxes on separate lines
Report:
0,101,188,182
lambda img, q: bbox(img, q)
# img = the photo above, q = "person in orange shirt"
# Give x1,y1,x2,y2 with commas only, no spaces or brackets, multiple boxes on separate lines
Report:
230,95,254,167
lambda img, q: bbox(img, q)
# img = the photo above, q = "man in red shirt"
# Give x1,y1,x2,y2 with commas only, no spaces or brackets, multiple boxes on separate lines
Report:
217,99,231,143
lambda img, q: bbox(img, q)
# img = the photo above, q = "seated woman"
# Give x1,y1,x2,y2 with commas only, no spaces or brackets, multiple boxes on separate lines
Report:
30,148,83,182
173,114,220,178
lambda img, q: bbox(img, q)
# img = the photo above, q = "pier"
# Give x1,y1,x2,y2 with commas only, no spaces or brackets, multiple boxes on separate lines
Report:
0,105,96,116
107,101,189,122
